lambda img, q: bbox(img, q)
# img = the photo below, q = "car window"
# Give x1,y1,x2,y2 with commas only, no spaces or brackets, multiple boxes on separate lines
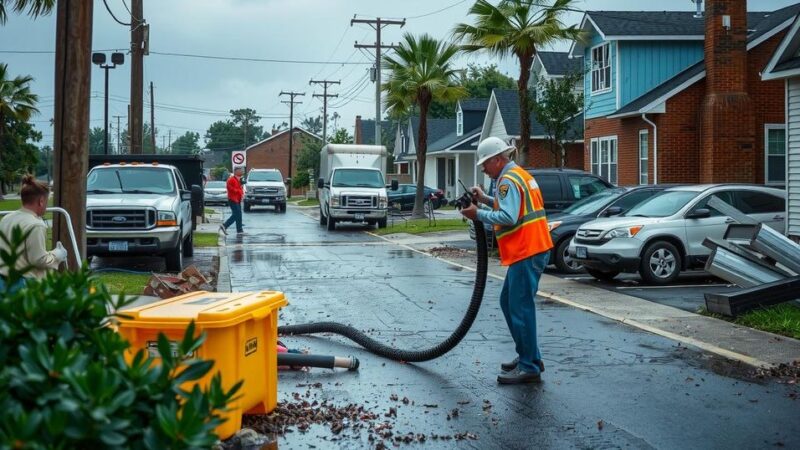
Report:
734,190,785,214
625,190,698,217
175,170,187,191
87,168,176,194
611,189,657,213
248,171,283,182
691,191,735,217
563,189,623,215
568,175,608,200
534,174,562,201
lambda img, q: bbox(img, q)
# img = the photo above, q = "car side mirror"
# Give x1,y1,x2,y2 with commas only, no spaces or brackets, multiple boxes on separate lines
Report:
181,190,192,201
604,206,623,217
391,180,399,191
317,178,324,189
687,208,711,219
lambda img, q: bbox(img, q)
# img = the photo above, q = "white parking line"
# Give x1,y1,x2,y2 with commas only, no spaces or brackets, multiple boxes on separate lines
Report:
616,284,733,290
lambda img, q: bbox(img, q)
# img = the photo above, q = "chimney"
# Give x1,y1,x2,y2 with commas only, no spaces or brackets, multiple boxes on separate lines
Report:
355,115,363,144
693,0,703,18
700,0,754,183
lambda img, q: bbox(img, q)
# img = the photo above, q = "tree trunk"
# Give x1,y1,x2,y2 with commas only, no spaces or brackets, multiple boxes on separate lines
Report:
411,93,432,218
0,113,4,198
517,53,534,162
53,0,93,269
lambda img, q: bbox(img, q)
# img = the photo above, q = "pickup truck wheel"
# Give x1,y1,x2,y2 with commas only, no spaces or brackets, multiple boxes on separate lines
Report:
319,207,327,225
165,235,184,272
183,231,194,257
326,215,336,231
244,202,251,212
280,204,287,213
586,268,620,282
378,218,387,229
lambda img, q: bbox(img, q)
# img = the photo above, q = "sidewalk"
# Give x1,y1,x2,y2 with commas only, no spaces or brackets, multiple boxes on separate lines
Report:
373,230,800,368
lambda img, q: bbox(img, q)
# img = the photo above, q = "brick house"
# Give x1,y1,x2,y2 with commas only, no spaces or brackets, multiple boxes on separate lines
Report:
571,1,800,186
762,12,800,241
244,127,321,195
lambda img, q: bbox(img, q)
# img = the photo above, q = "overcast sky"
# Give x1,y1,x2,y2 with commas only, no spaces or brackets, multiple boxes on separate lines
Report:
0,0,798,150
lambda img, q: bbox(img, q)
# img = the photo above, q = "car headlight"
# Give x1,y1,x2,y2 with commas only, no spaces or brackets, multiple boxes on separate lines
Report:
548,221,562,232
331,195,340,207
379,196,387,208
603,225,643,239
157,211,177,227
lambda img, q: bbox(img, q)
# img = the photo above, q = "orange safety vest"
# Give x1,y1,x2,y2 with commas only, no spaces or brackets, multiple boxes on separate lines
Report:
493,166,553,266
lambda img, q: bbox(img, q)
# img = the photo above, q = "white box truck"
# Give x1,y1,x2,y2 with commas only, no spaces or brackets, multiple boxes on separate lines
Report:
317,144,397,230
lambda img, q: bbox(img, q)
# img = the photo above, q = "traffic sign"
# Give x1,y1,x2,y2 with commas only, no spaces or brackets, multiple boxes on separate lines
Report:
232,151,246,168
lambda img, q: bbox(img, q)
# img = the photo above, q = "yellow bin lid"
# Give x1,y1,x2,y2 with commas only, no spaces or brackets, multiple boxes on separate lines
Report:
116,291,287,329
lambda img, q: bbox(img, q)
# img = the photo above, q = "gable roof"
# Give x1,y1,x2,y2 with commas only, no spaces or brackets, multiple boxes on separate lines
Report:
490,89,583,140
535,51,583,77
408,117,454,152
569,7,799,57
427,126,483,155
609,4,800,118
358,119,393,145
245,127,321,150
458,98,490,112
763,12,800,80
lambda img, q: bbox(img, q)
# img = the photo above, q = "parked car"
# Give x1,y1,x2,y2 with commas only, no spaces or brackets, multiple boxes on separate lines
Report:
468,168,614,244
85,163,194,272
388,184,447,210
568,184,787,285
203,181,228,205
244,168,287,213
547,185,675,273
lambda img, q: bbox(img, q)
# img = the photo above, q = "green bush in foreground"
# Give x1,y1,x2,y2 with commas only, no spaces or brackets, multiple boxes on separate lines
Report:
0,227,242,449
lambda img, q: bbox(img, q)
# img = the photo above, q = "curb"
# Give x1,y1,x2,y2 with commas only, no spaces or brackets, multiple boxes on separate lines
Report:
216,232,231,293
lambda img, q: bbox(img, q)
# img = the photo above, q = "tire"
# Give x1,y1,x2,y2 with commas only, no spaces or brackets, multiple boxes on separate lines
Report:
378,217,387,229
244,202,251,212
586,268,620,281
183,231,194,257
640,241,682,285
326,214,336,231
319,207,327,225
554,237,582,274
165,234,184,272
280,204,287,213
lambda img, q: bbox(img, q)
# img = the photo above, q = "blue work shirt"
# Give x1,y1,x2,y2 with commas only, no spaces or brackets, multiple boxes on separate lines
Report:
476,161,522,227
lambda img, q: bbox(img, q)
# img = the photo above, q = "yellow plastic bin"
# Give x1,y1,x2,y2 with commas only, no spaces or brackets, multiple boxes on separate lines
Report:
116,290,287,439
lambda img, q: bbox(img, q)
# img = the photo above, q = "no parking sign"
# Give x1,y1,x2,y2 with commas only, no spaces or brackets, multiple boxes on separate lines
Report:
232,151,246,169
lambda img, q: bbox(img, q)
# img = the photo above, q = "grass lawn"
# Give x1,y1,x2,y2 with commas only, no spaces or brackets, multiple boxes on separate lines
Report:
204,208,216,215
194,232,219,248
703,303,800,340
372,218,468,236
94,272,151,295
296,198,319,207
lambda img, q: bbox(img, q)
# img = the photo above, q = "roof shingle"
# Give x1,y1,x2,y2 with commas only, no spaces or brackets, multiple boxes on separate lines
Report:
537,51,583,76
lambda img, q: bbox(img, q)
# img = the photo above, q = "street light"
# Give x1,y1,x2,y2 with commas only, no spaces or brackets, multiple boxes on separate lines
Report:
92,52,124,155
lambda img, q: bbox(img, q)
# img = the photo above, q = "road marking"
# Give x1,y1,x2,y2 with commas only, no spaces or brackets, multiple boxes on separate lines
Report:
616,284,733,290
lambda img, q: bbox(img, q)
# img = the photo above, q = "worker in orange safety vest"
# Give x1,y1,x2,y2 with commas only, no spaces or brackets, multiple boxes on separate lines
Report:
460,137,553,384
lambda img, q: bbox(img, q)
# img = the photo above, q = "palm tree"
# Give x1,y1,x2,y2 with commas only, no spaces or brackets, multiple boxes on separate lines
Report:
0,0,55,24
454,0,582,159
382,33,466,217
0,63,39,197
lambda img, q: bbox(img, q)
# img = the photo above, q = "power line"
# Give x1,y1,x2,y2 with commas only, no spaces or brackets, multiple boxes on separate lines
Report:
149,51,372,65
102,0,132,26
406,0,469,20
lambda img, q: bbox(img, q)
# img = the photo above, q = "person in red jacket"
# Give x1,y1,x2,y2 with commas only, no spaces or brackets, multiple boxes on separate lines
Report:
219,167,244,235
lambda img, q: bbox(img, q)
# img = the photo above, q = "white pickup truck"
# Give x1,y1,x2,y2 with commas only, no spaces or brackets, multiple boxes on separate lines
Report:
317,144,397,231
85,163,194,271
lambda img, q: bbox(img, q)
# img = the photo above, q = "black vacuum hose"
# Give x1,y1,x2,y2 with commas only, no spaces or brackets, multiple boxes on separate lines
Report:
278,219,488,363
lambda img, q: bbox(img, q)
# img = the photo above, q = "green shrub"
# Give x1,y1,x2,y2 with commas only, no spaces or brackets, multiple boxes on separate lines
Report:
0,227,242,448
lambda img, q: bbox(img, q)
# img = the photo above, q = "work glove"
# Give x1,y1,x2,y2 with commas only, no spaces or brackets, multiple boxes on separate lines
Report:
53,241,68,263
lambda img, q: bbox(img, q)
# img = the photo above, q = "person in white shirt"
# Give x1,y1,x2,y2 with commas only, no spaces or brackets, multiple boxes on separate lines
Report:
0,175,67,286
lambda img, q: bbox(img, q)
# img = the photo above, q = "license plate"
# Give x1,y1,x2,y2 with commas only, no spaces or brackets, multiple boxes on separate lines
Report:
355,213,365,221
261,198,271,204
109,241,128,252
576,246,587,259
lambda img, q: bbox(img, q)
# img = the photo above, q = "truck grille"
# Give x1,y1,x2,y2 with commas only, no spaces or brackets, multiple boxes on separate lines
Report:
87,208,156,229
253,187,279,195
342,195,376,208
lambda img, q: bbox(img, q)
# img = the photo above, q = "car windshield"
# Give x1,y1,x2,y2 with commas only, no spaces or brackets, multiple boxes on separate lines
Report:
562,189,624,216
332,169,384,188
624,190,698,218
248,171,282,182
87,168,175,194
206,181,225,189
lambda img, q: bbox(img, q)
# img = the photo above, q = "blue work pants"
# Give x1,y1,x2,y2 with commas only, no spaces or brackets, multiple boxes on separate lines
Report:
223,201,243,232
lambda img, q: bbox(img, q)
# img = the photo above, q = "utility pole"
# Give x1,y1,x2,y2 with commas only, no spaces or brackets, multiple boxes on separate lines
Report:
279,91,305,188
168,129,171,152
309,79,340,143
130,0,144,154
112,115,124,154
149,81,156,154
53,0,93,268
351,16,405,145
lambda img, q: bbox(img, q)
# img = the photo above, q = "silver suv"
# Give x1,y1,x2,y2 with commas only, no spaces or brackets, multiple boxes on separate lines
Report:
568,185,786,284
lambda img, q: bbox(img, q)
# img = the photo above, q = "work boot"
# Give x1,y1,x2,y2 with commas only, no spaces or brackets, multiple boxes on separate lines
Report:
500,357,545,373
497,368,541,385
218,225,227,236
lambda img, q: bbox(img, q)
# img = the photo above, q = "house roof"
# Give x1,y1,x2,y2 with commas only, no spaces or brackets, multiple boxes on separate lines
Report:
459,98,490,111
763,10,800,80
245,127,321,150
358,119,393,145
427,126,483,155
610,4,800,118
409,117,455,152
491,89,584,140
536,51,583,76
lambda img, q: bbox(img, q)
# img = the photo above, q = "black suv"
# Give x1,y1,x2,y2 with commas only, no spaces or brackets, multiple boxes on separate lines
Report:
467,168,613,245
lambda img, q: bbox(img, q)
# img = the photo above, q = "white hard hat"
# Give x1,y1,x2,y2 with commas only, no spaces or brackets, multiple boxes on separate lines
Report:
476,136,514,167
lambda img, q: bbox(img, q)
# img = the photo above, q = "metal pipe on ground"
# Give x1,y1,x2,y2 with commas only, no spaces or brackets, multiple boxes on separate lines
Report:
278,353,360,370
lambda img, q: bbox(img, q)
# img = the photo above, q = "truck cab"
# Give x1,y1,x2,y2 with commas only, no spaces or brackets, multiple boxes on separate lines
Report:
244,168,287,213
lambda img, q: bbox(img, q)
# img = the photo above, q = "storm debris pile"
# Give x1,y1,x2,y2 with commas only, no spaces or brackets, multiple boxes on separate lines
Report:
754,360,800,386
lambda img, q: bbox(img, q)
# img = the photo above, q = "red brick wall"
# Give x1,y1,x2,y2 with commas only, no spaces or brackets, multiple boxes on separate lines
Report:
523,140,584,169
245,129,321,196
584,117,650,185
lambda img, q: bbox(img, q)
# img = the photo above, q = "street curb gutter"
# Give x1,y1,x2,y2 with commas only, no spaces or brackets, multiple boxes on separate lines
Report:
217,233,231,293
366,231,797,369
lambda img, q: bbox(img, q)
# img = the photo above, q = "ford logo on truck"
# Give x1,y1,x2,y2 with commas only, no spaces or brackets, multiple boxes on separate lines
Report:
111,216,127,223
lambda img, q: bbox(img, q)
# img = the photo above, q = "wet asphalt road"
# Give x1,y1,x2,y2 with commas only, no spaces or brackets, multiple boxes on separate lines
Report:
227,206,799,449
